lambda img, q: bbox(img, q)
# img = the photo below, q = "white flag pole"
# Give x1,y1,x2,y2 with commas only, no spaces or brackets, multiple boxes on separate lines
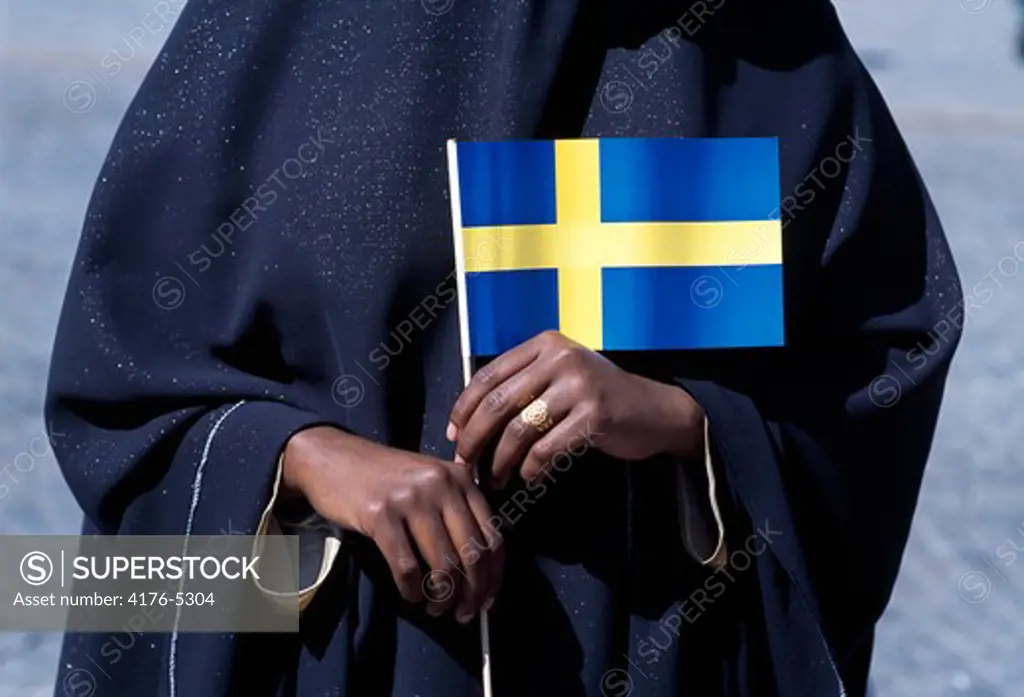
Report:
445,138,495,697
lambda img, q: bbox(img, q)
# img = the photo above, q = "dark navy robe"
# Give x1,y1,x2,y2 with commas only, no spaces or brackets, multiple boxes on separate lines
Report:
46,1,962,696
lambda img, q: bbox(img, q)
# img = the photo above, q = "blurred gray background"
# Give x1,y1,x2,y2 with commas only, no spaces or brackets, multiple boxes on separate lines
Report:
1,1,1022,695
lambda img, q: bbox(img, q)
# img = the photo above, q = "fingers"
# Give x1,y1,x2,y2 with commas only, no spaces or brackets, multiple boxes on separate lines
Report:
490,385,572,488
439,492,491,623
520,407,596,483
454,361,554,467
371,513,426,604
448,333,546,439
406,511,461,616
434,468,503,621
460,480,504,611
366,458,504,621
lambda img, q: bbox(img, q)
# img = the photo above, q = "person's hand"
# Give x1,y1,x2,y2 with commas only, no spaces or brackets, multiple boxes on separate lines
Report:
447,331,704,488
282,426,503,622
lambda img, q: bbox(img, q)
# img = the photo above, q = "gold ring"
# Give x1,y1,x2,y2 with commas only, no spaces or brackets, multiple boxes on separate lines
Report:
520,399,555,433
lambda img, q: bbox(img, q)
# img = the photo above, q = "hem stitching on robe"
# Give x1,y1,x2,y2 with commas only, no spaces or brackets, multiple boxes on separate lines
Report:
168,399,247,697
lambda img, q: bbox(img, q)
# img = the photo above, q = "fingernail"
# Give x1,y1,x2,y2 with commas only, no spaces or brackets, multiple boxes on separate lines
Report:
446,422,458,441
481,597,495,613
454,453,466,466
456,611,474,624
427,606,442,617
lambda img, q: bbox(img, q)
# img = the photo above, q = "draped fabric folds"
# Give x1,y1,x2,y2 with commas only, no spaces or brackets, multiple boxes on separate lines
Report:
47,1,961,696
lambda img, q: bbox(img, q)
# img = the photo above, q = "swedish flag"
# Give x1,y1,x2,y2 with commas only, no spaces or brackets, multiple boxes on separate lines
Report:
448,137,784,356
